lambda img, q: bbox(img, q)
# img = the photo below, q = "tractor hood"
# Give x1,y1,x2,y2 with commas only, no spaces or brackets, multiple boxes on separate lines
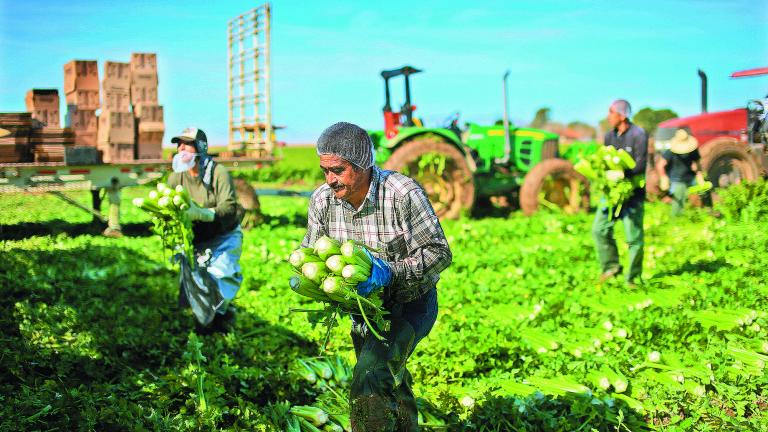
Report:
655,108,747,150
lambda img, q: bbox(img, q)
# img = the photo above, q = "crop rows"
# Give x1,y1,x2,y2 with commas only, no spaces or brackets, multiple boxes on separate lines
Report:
1,190,766,430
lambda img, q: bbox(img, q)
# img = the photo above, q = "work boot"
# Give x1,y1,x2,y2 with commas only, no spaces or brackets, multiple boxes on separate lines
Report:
599,266,622,283
102,227,123,238
211,306,237,334
194,307,236,335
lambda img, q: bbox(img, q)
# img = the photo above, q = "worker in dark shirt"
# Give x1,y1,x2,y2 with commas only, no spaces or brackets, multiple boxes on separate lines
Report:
656,128,707,216
592,99,648,288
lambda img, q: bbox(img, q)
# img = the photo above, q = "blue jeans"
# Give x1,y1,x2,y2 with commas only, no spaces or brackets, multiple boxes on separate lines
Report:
349,288,438,432
670,180,693,216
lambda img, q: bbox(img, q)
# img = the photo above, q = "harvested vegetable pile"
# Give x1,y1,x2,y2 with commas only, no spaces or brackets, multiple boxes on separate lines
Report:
132,182,194,264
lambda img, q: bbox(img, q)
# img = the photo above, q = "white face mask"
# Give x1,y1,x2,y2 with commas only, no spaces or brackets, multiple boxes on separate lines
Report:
172,150,198,173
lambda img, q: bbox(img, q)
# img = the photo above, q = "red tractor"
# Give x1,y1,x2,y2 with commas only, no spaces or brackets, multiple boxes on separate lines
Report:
654,67,768,193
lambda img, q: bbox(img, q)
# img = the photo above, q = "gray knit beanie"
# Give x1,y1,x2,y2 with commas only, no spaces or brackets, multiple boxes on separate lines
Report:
316,122,374,169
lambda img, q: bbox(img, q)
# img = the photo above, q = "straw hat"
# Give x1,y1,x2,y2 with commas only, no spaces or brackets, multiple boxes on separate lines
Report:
669,129,698,154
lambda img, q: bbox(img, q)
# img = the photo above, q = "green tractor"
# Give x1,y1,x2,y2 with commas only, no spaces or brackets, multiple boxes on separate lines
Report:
368,66,592,219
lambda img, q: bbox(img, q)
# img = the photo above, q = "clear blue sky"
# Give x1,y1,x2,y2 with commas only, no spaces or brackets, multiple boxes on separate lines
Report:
1,0,766,145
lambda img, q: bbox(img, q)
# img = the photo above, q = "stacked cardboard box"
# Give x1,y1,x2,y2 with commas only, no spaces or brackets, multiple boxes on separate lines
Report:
134,104,164,159
102,61,131,111
99,60,134,162
64,60,100,109
64,60,99,147
0,113,33,163
130,53,163,159
130,53,159,105
66,105,98,147
25,89,60,128
98,111,135,163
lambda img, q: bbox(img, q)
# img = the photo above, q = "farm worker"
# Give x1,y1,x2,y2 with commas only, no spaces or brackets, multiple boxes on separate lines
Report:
302,122,452,431
168,127,244,333
655,128,710,216
592,100,648,288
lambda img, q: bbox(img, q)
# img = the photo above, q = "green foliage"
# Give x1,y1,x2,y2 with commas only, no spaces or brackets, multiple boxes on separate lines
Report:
400,151,448,178
632,107,678,137
233,146,324,187
716,179,768,223
566,121,597,139
2,182,768,430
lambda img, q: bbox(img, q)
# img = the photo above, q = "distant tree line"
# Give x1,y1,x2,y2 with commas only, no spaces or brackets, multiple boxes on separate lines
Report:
524,106,678,142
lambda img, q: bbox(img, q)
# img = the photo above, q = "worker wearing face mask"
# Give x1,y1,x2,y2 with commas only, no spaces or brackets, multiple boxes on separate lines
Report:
168,127,244,333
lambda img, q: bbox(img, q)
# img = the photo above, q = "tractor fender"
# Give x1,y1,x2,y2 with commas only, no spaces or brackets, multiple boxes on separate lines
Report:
387,129,477,173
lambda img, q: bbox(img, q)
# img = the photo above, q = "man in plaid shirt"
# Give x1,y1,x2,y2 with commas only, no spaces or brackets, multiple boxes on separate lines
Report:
302,122,452,431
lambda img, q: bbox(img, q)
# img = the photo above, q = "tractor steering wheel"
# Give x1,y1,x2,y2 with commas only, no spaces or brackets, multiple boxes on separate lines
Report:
442,112,461,129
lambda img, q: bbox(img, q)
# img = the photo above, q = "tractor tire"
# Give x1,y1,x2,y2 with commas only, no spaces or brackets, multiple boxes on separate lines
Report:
383,137,475,220
519,158,590,216
645,168,661,201
233,177,264,228
644,152,663,200
700,139,760,190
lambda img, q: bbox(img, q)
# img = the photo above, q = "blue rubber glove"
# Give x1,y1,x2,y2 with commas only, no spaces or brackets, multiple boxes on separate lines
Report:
356,248,393,297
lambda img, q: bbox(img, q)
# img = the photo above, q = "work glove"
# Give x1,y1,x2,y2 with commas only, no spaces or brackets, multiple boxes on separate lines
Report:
605,170,625,182
659,175,670,192
356,248,393,298
187,201,215,222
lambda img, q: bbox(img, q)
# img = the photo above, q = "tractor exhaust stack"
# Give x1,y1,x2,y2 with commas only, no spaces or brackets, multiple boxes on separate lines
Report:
498,70,512,164
698,69,708,113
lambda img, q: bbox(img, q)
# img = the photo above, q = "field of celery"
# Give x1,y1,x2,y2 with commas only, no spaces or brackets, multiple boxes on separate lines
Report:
1,153,767,430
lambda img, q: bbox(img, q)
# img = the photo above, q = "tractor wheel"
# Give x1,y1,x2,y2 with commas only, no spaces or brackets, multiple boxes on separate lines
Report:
233,177,264,228
645,168,661,201
644,152,663,201
383,137,475,220
700,139,759,191
519,158,590,216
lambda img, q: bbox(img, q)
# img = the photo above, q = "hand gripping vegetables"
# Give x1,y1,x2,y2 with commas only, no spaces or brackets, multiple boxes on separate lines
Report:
133,182,195,265
288,236,389,342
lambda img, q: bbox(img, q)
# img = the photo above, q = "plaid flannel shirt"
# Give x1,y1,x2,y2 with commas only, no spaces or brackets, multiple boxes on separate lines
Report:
302,166,452,303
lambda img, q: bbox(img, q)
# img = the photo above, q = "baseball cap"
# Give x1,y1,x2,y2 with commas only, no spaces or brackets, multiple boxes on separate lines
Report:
171,127,207,144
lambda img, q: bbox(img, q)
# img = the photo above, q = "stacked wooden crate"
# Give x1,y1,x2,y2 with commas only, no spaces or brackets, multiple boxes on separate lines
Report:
0,113,33,163
64,60,99,148
29,127,76,162
99,61,134,162
130,53,164,159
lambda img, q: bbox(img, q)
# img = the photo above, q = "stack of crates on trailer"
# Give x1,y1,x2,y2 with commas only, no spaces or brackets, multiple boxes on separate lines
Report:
25,89,60,128
64,60,99,147
99,60,135,162
24,87,75,162
0,113,33,163
29,127,76,162
130,53,164,159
